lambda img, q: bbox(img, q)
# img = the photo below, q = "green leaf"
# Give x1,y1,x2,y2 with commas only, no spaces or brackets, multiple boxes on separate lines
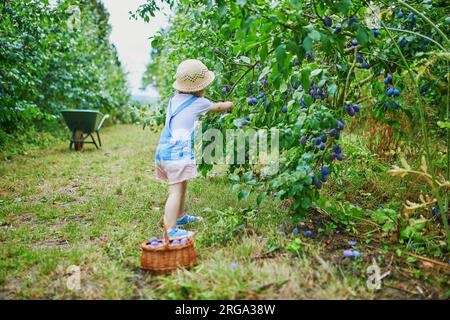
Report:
238,189,251,201
308,29,321,41
240,56,251,64
437,121,450,129
231,183,241,193
301,196,311,209
356,27,369,46
273,36,282,49
243,15,257,34
256,192,267,205
218,3,228,16
303,36,313,52
337,0,352,14
267,14,279,24
300,68,311,90
275,44,286,66
317,79,327,87
327,84,338,95
259,43,269,63
151,36,161,48
243,171,253,181
310,69,323,77
287,40,298,54
300,94,311,107
290,0,301,9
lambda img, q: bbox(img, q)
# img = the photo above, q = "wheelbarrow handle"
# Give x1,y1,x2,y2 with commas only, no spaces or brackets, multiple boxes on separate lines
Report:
97,114,110,131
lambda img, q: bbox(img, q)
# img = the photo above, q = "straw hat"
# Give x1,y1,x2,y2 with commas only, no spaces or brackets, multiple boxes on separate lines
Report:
173,59,215,92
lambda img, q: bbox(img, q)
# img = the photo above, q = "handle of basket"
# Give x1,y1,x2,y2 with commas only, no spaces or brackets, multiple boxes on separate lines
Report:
163,223,170,248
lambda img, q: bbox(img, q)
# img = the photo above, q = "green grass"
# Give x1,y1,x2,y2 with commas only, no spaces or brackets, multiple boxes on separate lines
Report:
0,124,379,299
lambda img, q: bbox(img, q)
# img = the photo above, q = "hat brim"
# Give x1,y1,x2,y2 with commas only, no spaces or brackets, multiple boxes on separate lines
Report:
173,71,215,93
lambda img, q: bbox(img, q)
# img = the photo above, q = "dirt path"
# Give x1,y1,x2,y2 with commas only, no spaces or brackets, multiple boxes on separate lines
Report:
0,124,397,299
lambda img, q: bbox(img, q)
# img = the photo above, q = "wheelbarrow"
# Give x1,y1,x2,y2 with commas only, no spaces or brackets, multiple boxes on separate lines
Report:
61,109,109,151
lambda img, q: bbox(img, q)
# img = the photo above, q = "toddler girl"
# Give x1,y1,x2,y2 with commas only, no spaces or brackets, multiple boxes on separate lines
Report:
155,59,234,239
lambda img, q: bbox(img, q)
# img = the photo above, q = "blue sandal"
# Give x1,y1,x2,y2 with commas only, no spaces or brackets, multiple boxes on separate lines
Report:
167,227,194,240
177,212,204,226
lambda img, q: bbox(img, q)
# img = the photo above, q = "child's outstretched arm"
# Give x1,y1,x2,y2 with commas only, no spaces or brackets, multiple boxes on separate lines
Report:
208,101,234,113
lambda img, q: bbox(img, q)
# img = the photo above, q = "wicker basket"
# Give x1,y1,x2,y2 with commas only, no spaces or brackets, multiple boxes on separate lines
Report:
140,225,197,273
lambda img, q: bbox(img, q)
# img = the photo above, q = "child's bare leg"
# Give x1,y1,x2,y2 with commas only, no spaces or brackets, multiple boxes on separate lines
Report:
164,180,187,229
178,181,187,219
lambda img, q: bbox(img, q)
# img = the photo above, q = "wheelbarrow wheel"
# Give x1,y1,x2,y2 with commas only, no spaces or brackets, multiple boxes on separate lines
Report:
74,130,84,151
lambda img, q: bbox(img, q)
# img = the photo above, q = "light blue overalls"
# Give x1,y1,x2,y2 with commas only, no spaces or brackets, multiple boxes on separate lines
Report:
155,95,199,163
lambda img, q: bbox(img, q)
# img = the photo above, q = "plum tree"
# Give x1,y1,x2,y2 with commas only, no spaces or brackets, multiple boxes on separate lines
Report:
139,0,450,244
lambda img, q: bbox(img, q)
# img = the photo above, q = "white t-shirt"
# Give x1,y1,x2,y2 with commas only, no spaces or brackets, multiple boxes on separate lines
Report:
168,93,212,140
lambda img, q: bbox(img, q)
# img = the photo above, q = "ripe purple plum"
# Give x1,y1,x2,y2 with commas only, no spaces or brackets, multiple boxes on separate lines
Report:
313,177,322,189
324,17,332,27
333,145,342,153
343,250,353,257
221,86,230,94
360,62,370,69
384,75,393,84
247,96,258,105
392,101,399,109
348,106,356,117
321,166,330,175
399,39,408,48
348,16,358,26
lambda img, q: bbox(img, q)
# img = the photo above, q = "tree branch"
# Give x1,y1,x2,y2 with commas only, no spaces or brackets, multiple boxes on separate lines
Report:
338,47,357,107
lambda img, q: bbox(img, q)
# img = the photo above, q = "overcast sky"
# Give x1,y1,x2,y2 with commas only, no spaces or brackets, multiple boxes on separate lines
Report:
102,0,170,98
